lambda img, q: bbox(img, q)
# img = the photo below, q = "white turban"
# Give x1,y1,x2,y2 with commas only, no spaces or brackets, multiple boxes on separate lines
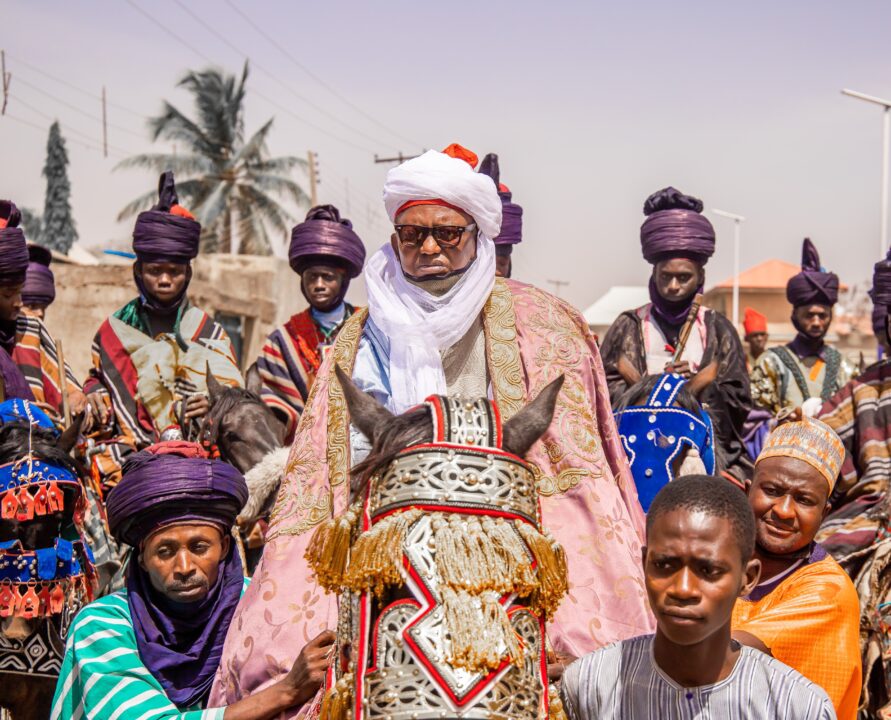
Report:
365,145,503,412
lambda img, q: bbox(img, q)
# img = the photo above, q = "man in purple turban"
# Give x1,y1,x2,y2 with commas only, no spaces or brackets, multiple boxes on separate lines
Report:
83,172,243,489
52,441,335,719
0,201,84,413
255,204,366,441
21,244,56,320
600,187,753,481
479,153,523,278
751,238,853,414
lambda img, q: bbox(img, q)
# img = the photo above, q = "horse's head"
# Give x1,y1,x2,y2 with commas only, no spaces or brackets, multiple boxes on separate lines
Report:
614,367,721,512
334,364,564,497
203,365,285,475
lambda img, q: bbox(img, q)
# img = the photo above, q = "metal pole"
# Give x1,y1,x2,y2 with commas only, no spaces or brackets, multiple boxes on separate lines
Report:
732,219,741,329
307,150,318,207
883,106,890,256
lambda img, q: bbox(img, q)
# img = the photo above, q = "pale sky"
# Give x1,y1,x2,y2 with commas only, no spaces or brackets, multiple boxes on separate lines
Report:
4,0,891,311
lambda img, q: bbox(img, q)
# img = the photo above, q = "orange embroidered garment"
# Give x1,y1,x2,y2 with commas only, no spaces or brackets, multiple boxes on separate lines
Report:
732,545,861,720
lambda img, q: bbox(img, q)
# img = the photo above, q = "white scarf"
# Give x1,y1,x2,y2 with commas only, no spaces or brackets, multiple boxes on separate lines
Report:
368,147,503,412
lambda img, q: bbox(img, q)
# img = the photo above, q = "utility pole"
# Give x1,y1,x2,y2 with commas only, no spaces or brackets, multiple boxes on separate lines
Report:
842,89,891,258
307,150,319,207
1,51,11,116
101,86,108,158
374,152,422,165
712,209,746,330
547,279,569,298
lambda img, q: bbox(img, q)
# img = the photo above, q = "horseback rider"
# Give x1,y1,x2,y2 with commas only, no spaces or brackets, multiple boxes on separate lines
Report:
82,172,243,490
211,143,652,710
600,187,752,482
255,205,366,442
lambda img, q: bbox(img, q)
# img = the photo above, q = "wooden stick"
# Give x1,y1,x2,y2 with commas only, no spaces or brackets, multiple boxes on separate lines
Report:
56,339,71,428
671,293,703,364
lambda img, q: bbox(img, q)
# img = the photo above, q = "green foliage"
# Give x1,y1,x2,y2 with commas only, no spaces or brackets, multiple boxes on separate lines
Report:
20,208,44,245
41,122,79,254
117,63,308,255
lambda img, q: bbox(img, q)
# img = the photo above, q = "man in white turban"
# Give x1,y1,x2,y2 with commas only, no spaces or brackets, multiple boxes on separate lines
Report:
211,144,653,713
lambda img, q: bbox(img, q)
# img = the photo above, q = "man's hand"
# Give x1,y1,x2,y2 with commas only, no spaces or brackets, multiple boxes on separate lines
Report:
183,393,210,420
663,360,693,379
68,388,88,416
281,630,336,707
85,391,110,431
547,651,577,682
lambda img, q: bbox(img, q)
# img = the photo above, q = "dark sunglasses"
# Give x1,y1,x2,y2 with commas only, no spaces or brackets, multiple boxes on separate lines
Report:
393,223,476,248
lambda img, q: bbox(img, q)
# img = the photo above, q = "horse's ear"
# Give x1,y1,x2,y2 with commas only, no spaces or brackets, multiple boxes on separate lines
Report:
334,364,394,444
687,361,718,399
245,362,263,396
617,355,642,387
206,362,224,403
58,412,84,454
502,375,564,457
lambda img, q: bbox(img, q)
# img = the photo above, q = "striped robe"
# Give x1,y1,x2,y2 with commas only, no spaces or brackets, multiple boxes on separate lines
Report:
256,305,356,441
561,635,835,720
84,301,243,488
12,314,81,414
51,584,246,720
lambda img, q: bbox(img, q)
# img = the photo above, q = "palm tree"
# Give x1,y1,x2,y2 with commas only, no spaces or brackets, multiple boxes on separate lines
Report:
117,62,308,255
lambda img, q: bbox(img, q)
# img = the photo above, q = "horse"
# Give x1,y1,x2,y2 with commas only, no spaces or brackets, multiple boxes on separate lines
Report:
0,416,86,720
200,365,287,571
613,359,722,511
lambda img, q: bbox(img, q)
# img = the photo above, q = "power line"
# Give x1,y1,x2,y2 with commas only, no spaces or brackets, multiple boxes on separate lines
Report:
222,0,423,150
14,75,146,140
3,112,127,158
9,93,135,157
4,54,148,120
166,0,398,153
122,0,380,155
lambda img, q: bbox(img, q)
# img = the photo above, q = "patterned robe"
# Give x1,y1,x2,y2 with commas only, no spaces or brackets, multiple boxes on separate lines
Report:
257,304,356,442
83,300,243,488
600,305,752,476
12,314,81,415
210,279,653,710
751,344,853,414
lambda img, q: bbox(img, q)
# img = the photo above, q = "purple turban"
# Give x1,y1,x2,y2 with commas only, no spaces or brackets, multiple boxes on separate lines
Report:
479,153,523,251
107,442,248,547
0,200,29,287
288,204,366,278
786,238,839,307
22,245,55,307
132,172,201,265
106,442,248,708
640,187,716,266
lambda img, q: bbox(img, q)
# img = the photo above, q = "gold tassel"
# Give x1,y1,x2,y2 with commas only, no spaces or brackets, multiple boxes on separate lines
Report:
305,507,358,592
442,587,523,673
434,515,537,596
516,521,569,620
345,508,423,598
320,673,354,720
548,684,568,720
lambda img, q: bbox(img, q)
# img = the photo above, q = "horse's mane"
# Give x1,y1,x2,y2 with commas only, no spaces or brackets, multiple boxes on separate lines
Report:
351,406,433,495
203,386,264,445
0,423,78,473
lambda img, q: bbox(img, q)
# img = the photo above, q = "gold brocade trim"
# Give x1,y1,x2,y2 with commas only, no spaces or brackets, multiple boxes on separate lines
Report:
326,309,369,489
267,309,368,539
483,278,526,421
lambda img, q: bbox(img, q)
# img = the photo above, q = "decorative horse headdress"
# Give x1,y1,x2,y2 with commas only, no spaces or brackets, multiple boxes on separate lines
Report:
308,370,568,720
614,373,715,512
0,400,95,621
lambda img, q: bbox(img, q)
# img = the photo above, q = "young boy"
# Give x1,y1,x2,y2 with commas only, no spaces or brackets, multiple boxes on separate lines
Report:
560,475,835,719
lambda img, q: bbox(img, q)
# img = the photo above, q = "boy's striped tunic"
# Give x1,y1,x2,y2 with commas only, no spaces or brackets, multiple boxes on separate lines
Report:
51,585,246,719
